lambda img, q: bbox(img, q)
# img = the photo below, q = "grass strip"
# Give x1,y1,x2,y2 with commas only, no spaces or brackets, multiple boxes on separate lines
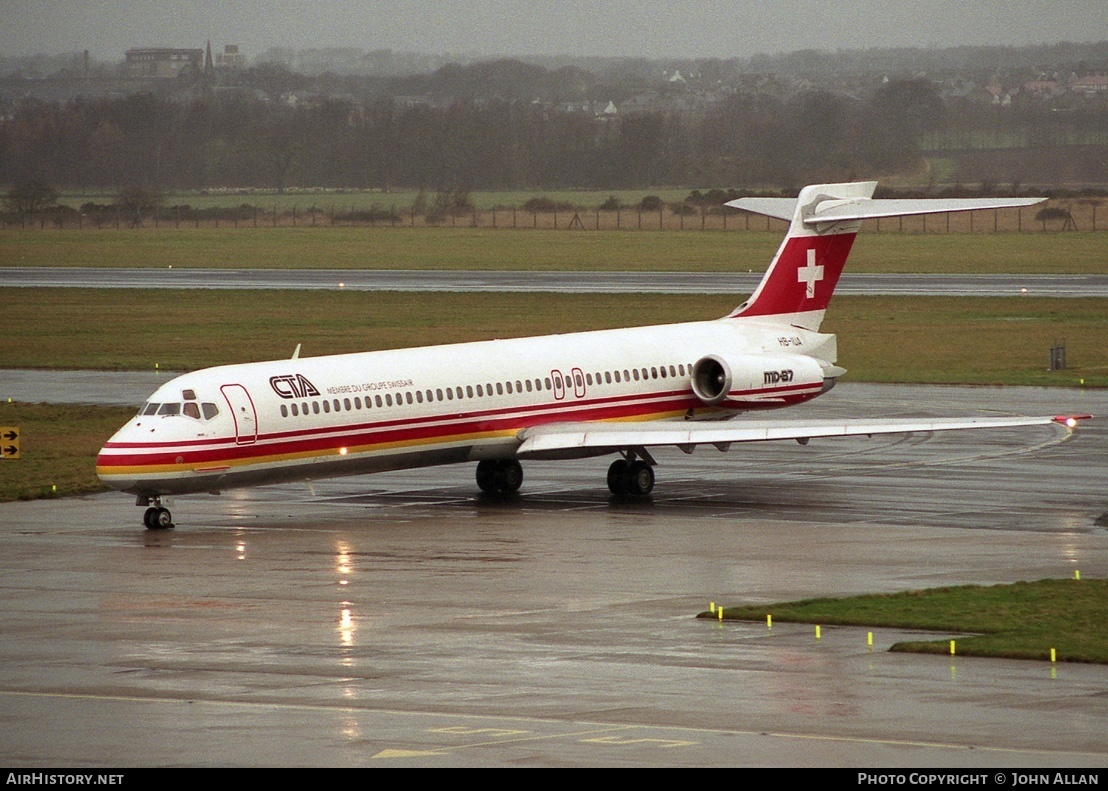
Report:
3,290,1105,387
701,578,1108,663
0,402,136,501
2,227,1106,274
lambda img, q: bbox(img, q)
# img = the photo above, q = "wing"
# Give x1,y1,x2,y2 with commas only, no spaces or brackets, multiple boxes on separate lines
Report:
516,415,1089,459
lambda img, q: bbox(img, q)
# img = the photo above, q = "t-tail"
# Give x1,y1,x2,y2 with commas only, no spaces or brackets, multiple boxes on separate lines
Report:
725,182,1046,331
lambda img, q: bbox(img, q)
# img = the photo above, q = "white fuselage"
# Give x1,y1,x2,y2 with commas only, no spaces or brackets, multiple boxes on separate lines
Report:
96,317,836,497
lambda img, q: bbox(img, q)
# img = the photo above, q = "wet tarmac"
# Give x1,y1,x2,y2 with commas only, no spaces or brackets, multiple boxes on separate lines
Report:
1,381,1106,767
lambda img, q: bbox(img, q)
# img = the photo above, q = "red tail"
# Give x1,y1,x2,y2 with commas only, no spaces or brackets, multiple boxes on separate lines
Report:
728,232,857,324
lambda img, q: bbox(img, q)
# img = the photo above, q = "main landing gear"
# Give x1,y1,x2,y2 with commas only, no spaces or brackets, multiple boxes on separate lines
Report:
137,495,174,530
476,459,524,494
607,454,655,497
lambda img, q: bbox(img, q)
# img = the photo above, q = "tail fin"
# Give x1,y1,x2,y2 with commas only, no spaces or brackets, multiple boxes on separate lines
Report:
725,182,1045,331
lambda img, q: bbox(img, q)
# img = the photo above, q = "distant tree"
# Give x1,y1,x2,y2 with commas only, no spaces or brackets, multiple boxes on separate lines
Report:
638,195,663,212
2,180,59,213
114,185,164,225
599,195,623,211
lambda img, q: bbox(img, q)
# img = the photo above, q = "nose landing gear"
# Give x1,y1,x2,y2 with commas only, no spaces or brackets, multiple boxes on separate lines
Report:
137,496,174,530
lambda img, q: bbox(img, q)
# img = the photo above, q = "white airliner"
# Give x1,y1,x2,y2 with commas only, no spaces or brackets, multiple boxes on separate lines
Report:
97,181,1089,529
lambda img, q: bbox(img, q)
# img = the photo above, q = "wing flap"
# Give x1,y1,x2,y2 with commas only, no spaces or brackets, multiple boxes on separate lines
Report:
516,415,1085,457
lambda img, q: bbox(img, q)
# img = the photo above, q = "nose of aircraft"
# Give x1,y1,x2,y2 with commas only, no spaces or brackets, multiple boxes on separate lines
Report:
96,422,136,491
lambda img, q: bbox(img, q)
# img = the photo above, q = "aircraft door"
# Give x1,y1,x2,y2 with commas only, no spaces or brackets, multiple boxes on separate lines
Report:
220,384,258,445
550,369,565,400
571,367,586,398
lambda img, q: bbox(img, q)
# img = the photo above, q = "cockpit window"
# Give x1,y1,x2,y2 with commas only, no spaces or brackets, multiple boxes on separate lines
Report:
182,389,197,400
157,403,181,416
141,402,160,416
201,403,219,420
182,402,201,420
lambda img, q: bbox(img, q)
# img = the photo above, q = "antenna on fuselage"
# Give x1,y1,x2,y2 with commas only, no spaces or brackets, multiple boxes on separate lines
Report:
291,343,301,360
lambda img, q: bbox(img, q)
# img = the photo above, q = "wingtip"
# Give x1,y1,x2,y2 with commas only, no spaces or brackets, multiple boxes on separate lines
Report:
1053,414,1093,427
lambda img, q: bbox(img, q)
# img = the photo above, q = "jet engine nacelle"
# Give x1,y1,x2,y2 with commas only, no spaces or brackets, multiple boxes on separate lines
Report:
691,353,830,406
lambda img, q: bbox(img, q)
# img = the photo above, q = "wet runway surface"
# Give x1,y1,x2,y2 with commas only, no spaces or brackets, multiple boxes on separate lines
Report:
1,383,1106,766
4,267,1107,296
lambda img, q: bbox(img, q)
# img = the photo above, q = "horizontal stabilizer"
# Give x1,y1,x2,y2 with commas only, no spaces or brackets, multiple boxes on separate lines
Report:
726,193,1046,224
517,414,1088,458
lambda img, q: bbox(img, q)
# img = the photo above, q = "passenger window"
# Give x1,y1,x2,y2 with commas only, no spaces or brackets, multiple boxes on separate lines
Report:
525,380,532,392
416,391,424,404
375,395,383,407
313,402,320,414
355,397,362,409
408,392,416,404
466,385,473,398
436,389,443,401
605,372,612,384
632,370,640,381
183,402,201,419
344,398,351,411
476,384,484,397
385,394,393,406
506,381,513,394
291,403,299,417
280,405,288,418
323,401,331,413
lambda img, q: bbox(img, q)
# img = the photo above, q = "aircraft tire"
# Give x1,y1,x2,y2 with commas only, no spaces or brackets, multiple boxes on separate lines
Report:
607,459,629,495
498,460,524,492
145,506,174,530
626,460,655,496
475,460,498,493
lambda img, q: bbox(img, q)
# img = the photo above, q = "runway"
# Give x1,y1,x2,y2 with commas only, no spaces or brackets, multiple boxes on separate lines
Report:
1,379,1106,767
4,267,1108,296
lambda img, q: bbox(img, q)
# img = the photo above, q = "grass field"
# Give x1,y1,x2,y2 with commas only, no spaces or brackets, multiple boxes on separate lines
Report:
2,227,1106,273
703,578,1108,664
0,402,136,501
3,290,1105,387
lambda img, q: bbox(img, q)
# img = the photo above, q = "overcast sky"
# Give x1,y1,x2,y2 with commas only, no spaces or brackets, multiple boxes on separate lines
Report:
4,1,1107,60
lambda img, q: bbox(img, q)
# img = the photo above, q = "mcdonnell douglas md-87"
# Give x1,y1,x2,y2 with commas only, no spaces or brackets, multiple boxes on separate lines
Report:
96,181,1089,529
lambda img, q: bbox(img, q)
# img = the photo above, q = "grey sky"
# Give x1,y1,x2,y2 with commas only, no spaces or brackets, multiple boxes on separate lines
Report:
4,1,1107,61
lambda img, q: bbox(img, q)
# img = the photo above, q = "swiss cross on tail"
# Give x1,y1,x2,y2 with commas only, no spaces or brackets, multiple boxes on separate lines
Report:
798,248,824,299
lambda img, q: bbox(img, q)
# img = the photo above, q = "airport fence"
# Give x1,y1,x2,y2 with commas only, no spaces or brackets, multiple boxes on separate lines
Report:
1,199,1104,233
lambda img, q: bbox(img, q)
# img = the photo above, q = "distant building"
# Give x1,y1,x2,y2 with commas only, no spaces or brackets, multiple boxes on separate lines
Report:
1069,75,1107,97
216,45,245,69
124,48,203,79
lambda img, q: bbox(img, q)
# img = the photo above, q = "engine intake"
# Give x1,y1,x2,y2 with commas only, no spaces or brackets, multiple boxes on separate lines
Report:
691,355,731,405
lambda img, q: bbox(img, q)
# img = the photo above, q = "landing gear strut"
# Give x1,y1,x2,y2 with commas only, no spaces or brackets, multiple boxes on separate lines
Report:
138,496,174,530
475,459,524,494
607,454,655,497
